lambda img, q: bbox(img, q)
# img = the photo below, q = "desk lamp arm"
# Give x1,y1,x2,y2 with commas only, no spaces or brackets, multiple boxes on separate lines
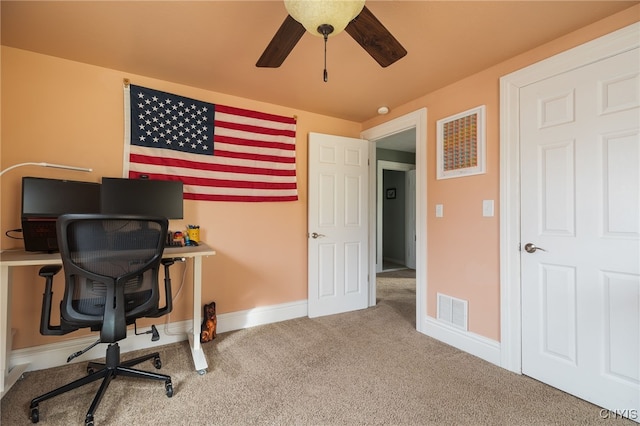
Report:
0,162,92,177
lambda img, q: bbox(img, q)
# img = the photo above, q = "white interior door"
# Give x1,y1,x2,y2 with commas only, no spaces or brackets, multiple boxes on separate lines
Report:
520,47,640,415
308,132,369,318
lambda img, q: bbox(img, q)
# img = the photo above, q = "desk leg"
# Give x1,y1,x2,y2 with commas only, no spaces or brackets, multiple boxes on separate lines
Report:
188,256,208,374
1,265,30,398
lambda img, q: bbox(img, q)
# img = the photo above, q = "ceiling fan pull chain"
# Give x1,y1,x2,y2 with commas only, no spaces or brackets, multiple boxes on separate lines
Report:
323,37,328,83
318,24,334,83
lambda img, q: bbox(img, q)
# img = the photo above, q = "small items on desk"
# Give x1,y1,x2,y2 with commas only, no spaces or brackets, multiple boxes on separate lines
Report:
166,226,200,248
170,231,184,247
185,225,200,247
165,231,182,248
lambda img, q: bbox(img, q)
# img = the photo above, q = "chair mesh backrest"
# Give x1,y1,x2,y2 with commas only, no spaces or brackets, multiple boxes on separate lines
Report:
57,214,168,342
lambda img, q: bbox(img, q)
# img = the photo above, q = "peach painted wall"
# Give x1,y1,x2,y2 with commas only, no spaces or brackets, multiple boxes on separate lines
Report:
1,47,361,349
362,5,640,341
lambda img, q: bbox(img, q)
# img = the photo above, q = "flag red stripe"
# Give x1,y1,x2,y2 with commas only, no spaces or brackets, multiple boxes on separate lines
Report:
215,119,296,138
130,154,296,176
130,171,296,190
214,134,295,151
213,149,296,164
129,171,185,183
215,104,296,125
184,192,299,202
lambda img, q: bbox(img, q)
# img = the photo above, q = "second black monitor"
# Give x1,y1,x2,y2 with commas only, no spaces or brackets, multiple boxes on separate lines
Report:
101,177,184,219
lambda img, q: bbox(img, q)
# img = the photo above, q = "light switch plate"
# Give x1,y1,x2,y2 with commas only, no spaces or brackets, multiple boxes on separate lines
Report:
482,200,494,217
435,204,444,218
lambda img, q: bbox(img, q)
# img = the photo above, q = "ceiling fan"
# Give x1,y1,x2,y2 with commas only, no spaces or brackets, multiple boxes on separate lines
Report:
256,0,407,80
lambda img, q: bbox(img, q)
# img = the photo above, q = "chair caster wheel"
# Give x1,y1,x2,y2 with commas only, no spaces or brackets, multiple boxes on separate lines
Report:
30,406,39,423
87,367,95,374
197,369,206,376
154,356,162,369
85,415,94,426
165,381,174,397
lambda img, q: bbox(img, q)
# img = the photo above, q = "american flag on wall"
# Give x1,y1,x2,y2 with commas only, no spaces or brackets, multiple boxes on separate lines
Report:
123,84,298,202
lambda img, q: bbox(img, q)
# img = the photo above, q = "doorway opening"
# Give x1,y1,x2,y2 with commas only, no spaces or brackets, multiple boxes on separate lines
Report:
375,131,417,325
361,108,427,334
377,159,416,273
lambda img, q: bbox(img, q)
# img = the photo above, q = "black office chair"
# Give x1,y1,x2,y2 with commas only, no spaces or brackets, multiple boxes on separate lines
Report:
30,214,176,426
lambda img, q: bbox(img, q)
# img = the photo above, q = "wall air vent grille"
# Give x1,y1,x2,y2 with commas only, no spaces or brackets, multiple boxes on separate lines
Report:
437,293,468,331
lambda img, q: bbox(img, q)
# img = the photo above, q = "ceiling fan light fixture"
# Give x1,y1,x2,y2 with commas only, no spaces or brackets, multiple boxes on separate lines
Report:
284,0,365,37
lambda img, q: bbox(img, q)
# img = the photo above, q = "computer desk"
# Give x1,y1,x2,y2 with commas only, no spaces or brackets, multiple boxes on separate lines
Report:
0,242,215,398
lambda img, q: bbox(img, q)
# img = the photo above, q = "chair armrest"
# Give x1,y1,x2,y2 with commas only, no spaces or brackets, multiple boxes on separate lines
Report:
156,258,177,316
38,265,65,336
39,265,62,278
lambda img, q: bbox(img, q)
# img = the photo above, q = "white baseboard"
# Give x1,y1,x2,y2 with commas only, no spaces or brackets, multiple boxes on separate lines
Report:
12,302,499,374
382,256,406,266
10,299,308,372
421,316,501,367
215,299,308,334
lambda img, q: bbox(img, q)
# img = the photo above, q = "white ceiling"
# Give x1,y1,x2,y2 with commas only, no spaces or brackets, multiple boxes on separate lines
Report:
2,1,637,122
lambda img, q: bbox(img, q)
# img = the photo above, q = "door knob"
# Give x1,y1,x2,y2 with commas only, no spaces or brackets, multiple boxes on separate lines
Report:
310,232,326,239
524,243,547,253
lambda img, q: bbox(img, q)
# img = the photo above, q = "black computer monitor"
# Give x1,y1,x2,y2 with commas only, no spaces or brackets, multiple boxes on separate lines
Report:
100,177,184,219
21,177,101,218
21,177,102,252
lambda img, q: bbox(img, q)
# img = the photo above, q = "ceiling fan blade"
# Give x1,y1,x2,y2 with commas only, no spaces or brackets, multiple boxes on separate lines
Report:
345,6,407,68
256,15,306,68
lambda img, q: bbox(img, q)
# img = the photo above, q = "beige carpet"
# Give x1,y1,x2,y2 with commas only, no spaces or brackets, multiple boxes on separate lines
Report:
1,270,632,425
